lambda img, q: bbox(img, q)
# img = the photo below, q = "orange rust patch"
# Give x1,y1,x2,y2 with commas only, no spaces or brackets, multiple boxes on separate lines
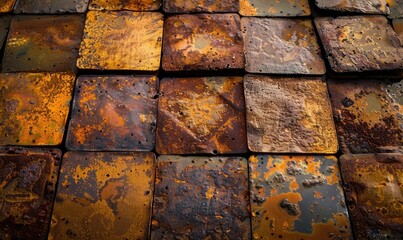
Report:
0,0,16,12
240,0,310,16
89,0,161,10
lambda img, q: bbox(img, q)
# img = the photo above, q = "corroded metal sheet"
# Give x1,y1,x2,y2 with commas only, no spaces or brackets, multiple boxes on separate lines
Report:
0,73,75,146
66,75,158,151
388,0,403,19
0,15,11,51
244,75,338,154
241,18,325,75
162,14,244,71
340,154,403,239
315,0,390,14
393,19,403,43
250,155,352,240
77,11,163,71
156,77,247,154
49,151,155,240
239,0,310,16
2,15,85,73
0,147,61,240
163,0,239,13
14,0,89,13
315,16,403,72
89,0,161,11
327,78,402,154
0,0,16,12
152,155,250,239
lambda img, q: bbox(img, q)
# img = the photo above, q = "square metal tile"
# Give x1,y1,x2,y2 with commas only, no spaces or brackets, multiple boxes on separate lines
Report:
0,0,16,13
388,0,403,19
163,0,239,13
393,19,403,43
14,0,89,13
89,0,161,11
239,0,310,16
315,0,390,14
0,15,11,52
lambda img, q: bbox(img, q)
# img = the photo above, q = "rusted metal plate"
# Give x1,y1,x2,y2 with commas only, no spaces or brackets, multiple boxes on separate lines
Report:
162,14,244,71
0,147,61,240
163,0,239,13
249,155,352,240
339,154,403,239
315,16,403,73
152,155,250,239
77,11,163,71
89,0,161,11
2,15,85,73
388,0,403,19
0,15,11,52
14,0,89,13
156,77,247,154
0,73,75,146
393,19,403,43
327,78,402,154
66,75,158,151
0,0,16,12
244,75,338,154
49,151,155,240
239,0,310,16
315,0,390,14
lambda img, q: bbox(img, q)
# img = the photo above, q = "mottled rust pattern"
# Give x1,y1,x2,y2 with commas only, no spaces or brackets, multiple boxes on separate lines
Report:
0,73,75,146
244,75,338,154
327,78,402,154
0,15,11,52
77,11,163,71
66,75,158,151
393,19,403,43
0,147,61,240
340,154,403,239
162,14,244,71
14,0,89,13
163,0,239,13
250,155,352,240
242,18,325,75
240,0,310,16
156,77,247,155
315,16,403,72
152,155,250,239
388,0,403,19
49,151,155,240
0,0,16,12
315,0,390,14
89,0,161,10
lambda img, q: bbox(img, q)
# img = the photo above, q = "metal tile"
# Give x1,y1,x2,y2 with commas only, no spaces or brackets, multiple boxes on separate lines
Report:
393,19,403,43
0,15,11,52
163,0,239,13
315,16,403,72
156,77,247,154
2,15,85,73
315,0,390,14
239,0,310,16
388,0,403,19
14,0,89,13
151,155,250,239
77,11,163,71
244,75,338,154
66,75,158,151
249,155,352,240
0,0,16,13
0,147,61,240
340,154,403,239
162,14,244,71
0,73,76,146
89,0,161,11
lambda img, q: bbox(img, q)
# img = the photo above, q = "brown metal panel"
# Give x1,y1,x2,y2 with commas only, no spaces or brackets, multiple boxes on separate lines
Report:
0,15,11,52
163,0,239,13
239,0,310,16
0,0,16,13
49,151,155,240
315,0,390,14
156,77,247,154
14,0,89,13
393,19,403,43
89,0,161,11
388,0,403,19
151,155,251,239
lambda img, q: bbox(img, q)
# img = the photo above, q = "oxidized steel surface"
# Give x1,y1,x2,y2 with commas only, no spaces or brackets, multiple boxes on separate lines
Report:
239,0,310,16
162,14,244,71
66,75,158,151
315,16,403,72
49,151,155,240
327,78,402,154
163,0,239,13
250,155,352,240
340,154,403,239
2,15,85,73
151,155,250,239
388,0,403,19
0,147,61,240
156,77,247,154
244,75,338,154
0,16,11,52
89,0,161,11
0,73,75,146
0,0,16,12
393,19,403,43
14,0,89,13
315,0,390,14
77,11,163,71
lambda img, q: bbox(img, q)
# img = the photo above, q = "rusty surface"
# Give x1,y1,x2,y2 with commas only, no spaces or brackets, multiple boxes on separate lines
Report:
0,73,75,146
393,19,403,43
162,14,244,71
89,0,161,11
315,16,403,73
339,154,403,239
244,75,338,154
315,0,390,14
77,11,163,71
2,15,84,73
327,78,402,154
156,77,247,155
388,0,403,19
0,147,61,240
239,0,310,16
66,75,158,151
151,155,250,239
163,0,239,13
0,0,16,12
14,0,89,13
241,18,325,75
49,151,155,240
0,15,11,52
249,155,352,240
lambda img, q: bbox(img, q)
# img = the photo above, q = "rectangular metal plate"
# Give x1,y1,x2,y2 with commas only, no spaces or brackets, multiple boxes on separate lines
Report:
163,0,239,13
388,0,403,19
77,11,163,71
89,0,161,11
66,75,158,151
0,15,11,52
162,14,244,71
0,73,76,146
49,151,155,240
0,0,16,12
249,155,352,240
244,75,338,154
14,0,89,13
393,19,403,43
156,77,247,154
0,147,61,240
152,155,250,239
239,0,310,16
315,0,389,14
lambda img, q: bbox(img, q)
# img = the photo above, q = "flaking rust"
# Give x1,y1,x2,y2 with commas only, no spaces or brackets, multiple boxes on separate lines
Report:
0,16,11,52
315,0,390,14
249,155,352,240
0,0,16,12
163,0,239,13
239,0,310,16
151,155,251,239
49,151,155,240
89,0,161,11
393,19,403,43
14,0,89,13
388,0,403,19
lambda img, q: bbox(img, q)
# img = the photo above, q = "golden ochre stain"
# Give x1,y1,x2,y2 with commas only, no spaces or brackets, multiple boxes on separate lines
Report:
89,0,161,10
0,0,16,12
240,0,310,16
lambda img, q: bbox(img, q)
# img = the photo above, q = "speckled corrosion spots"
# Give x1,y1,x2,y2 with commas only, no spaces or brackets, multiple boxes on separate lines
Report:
239,0,310,16
14,0,89,13
0,16,11,52
163,0,239,13
0,0,16,12
315,0,390,14
89,0,161,11
393,19,403,43
387,0,403,19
